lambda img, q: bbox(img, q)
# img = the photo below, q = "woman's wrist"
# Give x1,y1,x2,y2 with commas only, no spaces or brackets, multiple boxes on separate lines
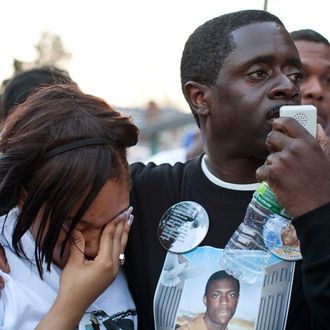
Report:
36,296,85,330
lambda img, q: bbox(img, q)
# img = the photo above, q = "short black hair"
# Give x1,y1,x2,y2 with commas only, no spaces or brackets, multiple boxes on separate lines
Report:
180,10,283,91
291,29,329,45
204,270,240,295
1,65,75,119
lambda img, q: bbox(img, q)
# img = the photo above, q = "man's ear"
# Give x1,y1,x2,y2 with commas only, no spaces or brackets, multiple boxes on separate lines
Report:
184,81,210,118
203,294,207,307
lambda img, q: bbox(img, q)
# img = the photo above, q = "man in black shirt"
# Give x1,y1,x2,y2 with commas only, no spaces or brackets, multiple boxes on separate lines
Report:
127,10,330,329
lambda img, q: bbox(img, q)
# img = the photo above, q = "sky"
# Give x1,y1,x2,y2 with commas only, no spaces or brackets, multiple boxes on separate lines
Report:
1,0,330,112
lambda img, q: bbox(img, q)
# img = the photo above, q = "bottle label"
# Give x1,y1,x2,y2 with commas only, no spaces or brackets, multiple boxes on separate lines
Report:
254,181,291,219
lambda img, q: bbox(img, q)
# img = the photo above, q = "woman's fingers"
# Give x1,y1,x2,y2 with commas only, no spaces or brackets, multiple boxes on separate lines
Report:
110,211,132,268
96,208,133,269
111,221,125,270
116,208,133,259
96,215,118,261
54,210,135,324
67,208,134,272
120,216,132,253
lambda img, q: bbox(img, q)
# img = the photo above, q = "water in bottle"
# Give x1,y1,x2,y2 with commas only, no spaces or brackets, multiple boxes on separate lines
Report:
221,181,294,284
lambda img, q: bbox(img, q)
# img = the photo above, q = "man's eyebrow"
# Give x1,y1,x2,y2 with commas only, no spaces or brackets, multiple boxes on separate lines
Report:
211,289,238,293
245,55,275,66
286,57,303,69
244,55,302,69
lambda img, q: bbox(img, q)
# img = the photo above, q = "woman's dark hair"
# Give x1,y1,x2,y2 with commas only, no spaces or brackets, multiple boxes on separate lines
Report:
0,84,139,277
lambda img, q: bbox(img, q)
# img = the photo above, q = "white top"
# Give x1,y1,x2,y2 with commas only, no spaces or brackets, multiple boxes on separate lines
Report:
0,209,137,330
201,155,259,191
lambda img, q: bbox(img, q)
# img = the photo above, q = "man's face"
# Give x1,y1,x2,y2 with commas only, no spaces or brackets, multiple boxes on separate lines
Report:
207,22,302,160
203,278,239,327
294,40,330,133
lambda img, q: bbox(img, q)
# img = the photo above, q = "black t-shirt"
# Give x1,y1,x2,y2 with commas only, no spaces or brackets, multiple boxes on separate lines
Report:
125,156,329,330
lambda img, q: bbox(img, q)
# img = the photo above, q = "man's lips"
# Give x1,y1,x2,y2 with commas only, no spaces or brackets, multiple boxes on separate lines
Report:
266,103,300,121
216,309,231,318
267,108,280,121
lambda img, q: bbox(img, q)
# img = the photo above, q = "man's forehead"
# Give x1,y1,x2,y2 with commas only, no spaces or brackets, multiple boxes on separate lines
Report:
228,21,298,62
209,278,238,290
232,21,287,41
295,40,330,60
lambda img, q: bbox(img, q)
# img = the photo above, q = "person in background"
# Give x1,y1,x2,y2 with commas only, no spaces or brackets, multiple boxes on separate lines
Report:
145,128,203,165
0,65,76,120
0,84,138,329
291,29,330,134
185,129,204,160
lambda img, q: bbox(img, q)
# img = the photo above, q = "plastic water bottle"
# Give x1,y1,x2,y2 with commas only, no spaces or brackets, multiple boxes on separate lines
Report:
221,181,291,284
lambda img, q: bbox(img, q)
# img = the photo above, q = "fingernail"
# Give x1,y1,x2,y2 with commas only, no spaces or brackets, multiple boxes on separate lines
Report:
125,206,133,217
128,215,134,226
122,206,133,219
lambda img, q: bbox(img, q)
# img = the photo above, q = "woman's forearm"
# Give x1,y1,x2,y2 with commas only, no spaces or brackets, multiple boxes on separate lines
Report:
36,297,84,330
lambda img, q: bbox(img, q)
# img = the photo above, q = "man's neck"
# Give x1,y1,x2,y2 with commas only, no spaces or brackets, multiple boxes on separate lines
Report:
203,314,228,330
203,153,264,184
201,156,258,190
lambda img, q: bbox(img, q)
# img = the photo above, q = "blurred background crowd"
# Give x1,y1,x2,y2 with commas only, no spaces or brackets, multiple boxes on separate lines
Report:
1,0,329,164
